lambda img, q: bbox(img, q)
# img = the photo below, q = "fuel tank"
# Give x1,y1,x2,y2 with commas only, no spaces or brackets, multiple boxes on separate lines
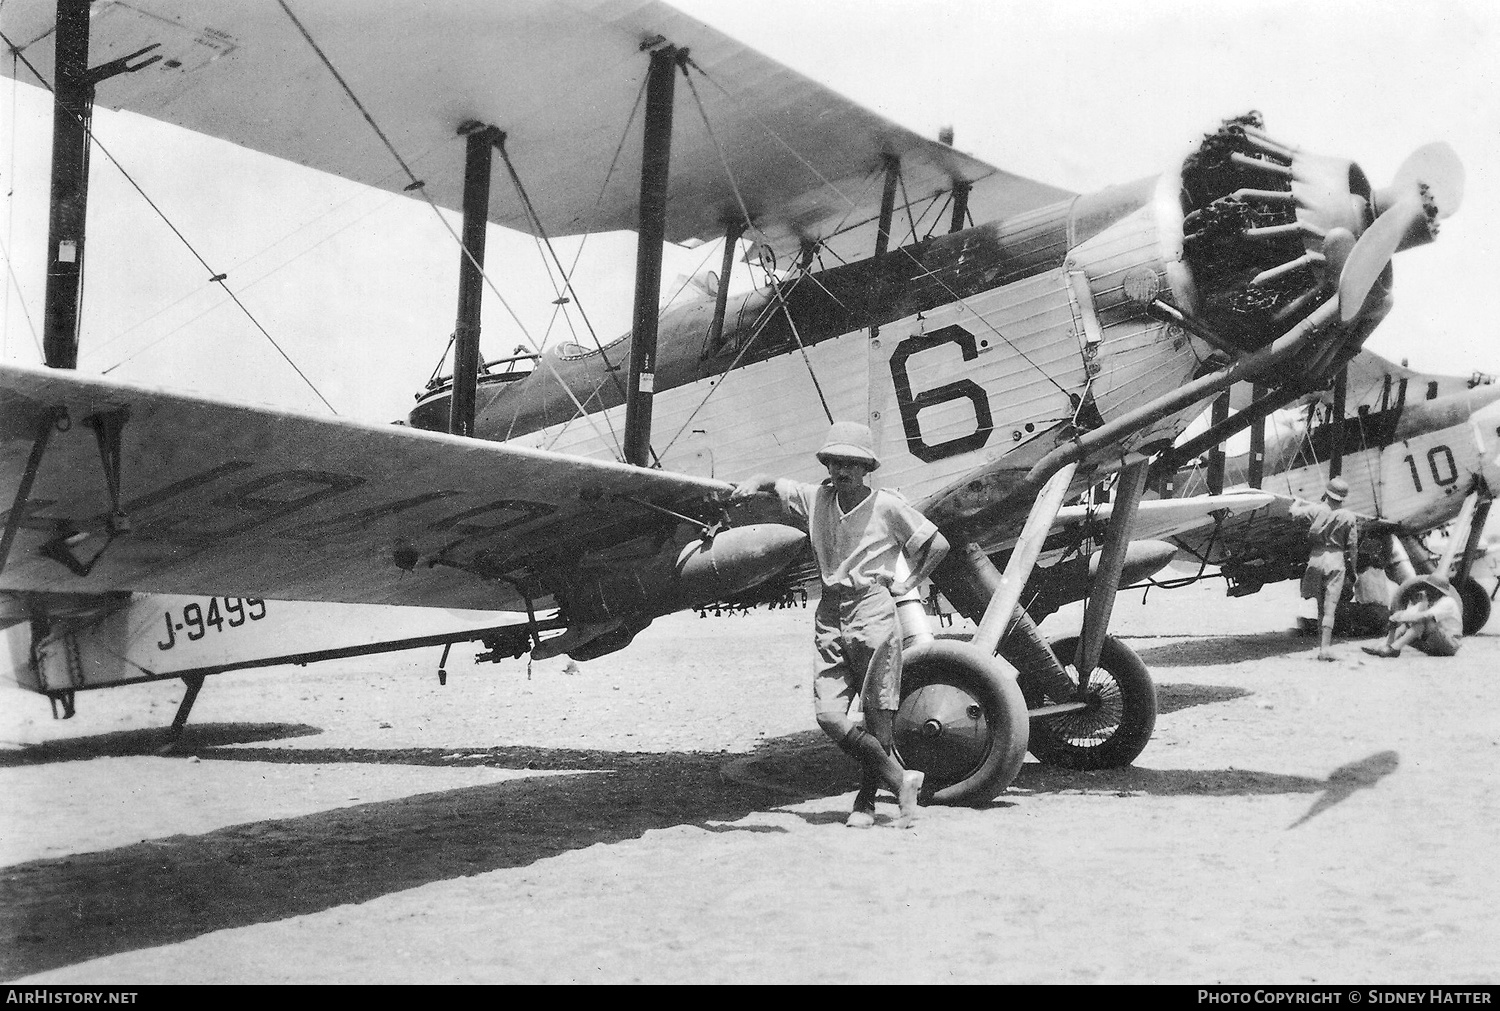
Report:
553,522,807,626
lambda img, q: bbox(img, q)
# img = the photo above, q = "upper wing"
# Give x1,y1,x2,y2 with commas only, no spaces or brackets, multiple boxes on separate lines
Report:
0,0,1068,263
0,362,729,610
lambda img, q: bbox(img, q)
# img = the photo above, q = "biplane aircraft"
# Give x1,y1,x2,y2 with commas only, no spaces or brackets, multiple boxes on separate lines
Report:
1155,351,1499,635
0,0,1465,804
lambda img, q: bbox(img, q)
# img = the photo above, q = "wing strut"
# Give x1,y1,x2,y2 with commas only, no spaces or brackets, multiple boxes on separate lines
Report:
1248,382,1268,488
1149,379,1310,491
450,122,505,437
1206,390,1231,494
874,155,900,258
1327,366,1348,478
41,0,160,370
949,179,971,234
624,45,687,467
703,220,745,359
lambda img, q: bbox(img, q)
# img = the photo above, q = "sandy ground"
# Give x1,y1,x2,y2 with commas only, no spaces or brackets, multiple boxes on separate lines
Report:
1,579,1497,984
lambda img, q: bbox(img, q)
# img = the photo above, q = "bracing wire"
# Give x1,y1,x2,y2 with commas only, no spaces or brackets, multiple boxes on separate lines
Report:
1,44,39,359
657,273,809,457
769,280,834,424
0,27,338,413
90,182,413,368
495,140,627,398
276,1,621,453
501,74,647,446
0,233,42,359
687,59,1073,402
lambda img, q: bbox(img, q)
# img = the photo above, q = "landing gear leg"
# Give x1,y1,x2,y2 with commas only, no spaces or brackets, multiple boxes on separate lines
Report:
155,674,205,755
1452,494,1493,635
1073,457,1149,679
929,459,1158,772
1027,458,1157,768
890,464,1079,805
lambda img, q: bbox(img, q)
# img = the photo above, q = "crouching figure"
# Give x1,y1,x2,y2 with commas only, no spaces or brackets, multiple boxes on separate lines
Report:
1362,574,1463,659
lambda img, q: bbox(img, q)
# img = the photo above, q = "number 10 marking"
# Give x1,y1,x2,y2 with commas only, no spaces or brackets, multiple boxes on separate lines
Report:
1402,444,1458,494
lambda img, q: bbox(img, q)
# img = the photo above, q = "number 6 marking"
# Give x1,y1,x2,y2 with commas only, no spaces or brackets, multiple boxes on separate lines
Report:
889,325,994,463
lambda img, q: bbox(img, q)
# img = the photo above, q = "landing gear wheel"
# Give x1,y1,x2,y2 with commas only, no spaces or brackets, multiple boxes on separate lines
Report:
1456,576,1491,635
893,639,1029,806
1019,635,1156,771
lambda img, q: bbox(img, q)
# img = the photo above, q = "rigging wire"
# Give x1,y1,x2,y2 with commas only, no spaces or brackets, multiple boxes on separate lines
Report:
0,233,42,359
495,139,627,398
688,59,1072,402
769,279,834,424
88,181,413,367
0,27,338,413
2,43,42,358
656,273,808,457
895,166,920,247
656,66,863,444
2,43,34,360
275,1,620,454
501,73,646,445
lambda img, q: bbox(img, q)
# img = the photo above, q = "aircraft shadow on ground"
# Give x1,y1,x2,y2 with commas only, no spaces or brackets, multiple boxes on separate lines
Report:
1155,682,1253,714
1133,630,1326,667
0,723,323,767
0,712,1397,980
0,728,853,981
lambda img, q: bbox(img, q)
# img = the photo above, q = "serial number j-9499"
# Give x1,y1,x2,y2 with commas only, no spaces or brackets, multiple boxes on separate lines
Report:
157,598,267,651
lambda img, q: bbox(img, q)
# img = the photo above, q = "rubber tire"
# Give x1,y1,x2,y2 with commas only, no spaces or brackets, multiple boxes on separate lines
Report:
1018,635,1157,771
894,639,1030,806
1456,576,1491,635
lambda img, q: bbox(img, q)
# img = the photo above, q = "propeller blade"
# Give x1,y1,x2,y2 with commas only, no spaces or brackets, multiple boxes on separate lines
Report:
1338,197,1424,323
1388,141,1464,219
1320,227,1356,281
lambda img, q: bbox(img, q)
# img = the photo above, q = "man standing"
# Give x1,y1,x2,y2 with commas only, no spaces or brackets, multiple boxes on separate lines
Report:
1292,476,1359,661
733,422,949,828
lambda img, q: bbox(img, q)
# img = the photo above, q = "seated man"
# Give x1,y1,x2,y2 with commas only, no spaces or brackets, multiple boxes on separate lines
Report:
1361,575,1463,658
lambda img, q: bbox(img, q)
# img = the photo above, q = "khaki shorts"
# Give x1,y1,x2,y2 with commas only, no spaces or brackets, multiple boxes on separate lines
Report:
1301,552,1346,628
812,583,901,715
1411,620,1461,657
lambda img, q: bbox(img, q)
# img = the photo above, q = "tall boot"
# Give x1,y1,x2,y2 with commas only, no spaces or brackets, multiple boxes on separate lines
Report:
847,767,878,828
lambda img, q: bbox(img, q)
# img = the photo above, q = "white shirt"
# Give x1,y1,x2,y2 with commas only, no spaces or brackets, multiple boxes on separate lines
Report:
773,478,939,590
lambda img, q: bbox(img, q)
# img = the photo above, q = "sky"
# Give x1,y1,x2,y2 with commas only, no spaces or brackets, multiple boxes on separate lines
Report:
1,0,1497,424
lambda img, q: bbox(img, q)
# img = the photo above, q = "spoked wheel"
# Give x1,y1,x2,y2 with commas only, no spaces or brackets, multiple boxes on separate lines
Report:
893,639,1029,806
1018,635,1157,771
1456,576,1491,635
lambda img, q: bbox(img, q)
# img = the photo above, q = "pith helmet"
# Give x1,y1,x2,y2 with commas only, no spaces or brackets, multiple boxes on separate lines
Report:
1398,573,1456,606
1324,476,1350,503
816,421,880,471
1410,573,1452,594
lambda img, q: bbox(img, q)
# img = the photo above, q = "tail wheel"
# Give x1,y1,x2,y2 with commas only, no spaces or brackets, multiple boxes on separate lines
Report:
1019,635,1157,771
1456,576,1491,635
894,640,1029,806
